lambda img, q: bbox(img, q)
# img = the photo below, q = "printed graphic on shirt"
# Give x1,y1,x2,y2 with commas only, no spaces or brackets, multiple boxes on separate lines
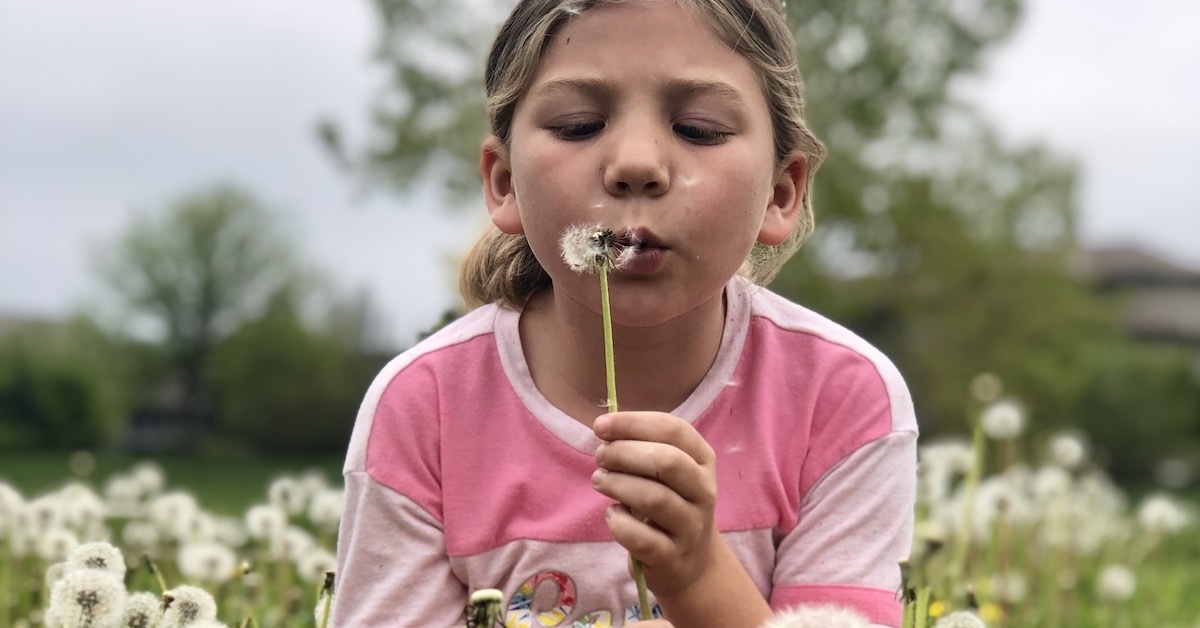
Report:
504,570,663,627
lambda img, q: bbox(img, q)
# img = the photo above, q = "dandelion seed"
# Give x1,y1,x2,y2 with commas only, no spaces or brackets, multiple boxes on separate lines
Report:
1096,564,1136,601
932,610,986,628
980,399,1025,440
160,585,218,627
123,591,164,628
66,541,127,580
46,569,127,628
761,604,870,627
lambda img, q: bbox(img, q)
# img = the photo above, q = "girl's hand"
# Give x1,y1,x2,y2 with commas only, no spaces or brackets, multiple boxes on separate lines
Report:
592,411,718,599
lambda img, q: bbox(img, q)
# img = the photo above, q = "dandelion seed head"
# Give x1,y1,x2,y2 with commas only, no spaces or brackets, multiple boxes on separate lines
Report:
244,503,287,541
560,223,608,274
1048,431,1088,469
123,591,163,628
121,521,160,551
60,482,106,528
307,489,344,531
270,525,315,562
980,399,1025,440
268,476,308,516
296,548,337,584
66,541,127,580
37,527,80,563
1136,493,1190,535
160,585,218,627
131,462,166,496
148,492,199,537
760,604,870,627
1096,564,1136,601
178,542,237,584
47,569,127,628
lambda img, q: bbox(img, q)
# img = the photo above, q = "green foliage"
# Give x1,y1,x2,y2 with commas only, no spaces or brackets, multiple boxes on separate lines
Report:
1075,343,1200,479
0,318,127,449
95,184,312,445
210,309,383,453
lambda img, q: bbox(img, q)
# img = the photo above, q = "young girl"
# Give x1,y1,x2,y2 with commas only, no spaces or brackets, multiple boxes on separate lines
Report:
334,1,917,626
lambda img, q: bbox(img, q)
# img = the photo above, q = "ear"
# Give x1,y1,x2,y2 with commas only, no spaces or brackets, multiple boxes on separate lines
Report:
758,152,808,246
480,135,523,234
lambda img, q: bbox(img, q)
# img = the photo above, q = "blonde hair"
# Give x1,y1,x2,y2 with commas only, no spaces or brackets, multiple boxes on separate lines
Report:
461,0,825,309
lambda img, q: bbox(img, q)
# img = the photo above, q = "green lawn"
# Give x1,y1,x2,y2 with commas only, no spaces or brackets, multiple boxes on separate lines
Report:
0,449,343,515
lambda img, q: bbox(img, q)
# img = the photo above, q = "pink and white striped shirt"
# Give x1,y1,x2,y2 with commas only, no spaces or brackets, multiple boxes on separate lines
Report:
334,278,917,626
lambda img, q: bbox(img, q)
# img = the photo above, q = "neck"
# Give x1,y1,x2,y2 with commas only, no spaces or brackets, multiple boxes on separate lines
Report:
520,286,726,427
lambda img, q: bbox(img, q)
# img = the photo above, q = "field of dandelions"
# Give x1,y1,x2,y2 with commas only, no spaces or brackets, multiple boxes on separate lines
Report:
2,392,1199,627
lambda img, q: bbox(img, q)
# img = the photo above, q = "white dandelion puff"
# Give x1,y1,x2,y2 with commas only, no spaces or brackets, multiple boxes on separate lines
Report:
244,503,288,542
122,591,163,628
760,604,871,627
1048,431,1088,469
268,476,307,517
1136,493,1190,536
160,585,218,627
178,542,238,584
66,541,127,580
307,489,344,531
932,610,986,628
46,561,67,591
980,399,1025,440
46,569,127,628
213,516,247,548
559,224,638,274
466,589,504,628
131,461,166,496
121,521,161,552
296,548,337,584
147,492,199,538
37,528,80,563
270,525,315,562
1096,564,1136,601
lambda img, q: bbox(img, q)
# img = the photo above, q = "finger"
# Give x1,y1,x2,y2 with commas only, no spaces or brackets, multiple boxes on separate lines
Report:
593,411,715,466
604,503,675,566
592,469,703,539
595,440,715,505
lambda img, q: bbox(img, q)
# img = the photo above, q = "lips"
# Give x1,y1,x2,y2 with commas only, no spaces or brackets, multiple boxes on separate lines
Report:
621,227,668,251
616,227,669,274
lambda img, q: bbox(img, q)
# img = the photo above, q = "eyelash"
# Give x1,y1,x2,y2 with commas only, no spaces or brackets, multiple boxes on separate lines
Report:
550,121,730,145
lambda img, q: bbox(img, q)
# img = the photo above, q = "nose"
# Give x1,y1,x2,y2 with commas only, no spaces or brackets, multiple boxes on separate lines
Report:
603,121,670,198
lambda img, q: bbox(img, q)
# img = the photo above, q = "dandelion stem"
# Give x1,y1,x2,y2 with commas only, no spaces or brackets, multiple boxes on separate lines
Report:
599,260,651,621
143,553,168,595
318,571,334,628
914,587,931,628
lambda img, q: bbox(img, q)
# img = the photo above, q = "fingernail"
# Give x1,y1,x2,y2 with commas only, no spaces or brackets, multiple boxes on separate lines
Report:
591,469,605,487
593,413,611,433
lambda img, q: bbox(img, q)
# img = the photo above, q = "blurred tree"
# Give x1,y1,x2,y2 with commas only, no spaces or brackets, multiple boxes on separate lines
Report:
209,303,384,453
0,316,127,449
96,184,309,447
323,0,1196,466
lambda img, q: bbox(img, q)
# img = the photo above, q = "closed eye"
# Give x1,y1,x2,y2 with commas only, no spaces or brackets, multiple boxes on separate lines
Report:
551,121,605,140
674,124,729,145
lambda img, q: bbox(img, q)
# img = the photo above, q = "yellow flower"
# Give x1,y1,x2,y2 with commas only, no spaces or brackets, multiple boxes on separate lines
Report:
928,600,947,618
979,602,1004,622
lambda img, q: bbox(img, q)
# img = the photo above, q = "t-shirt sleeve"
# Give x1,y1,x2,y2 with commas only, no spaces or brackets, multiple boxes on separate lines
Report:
332,472,465,626
769,430,917,627
332,359,467,626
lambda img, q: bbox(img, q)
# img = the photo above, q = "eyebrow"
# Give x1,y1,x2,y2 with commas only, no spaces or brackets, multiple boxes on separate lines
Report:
528,77,750,108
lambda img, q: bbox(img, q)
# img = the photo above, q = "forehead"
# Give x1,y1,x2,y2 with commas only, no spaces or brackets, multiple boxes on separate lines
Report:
524,1,766,104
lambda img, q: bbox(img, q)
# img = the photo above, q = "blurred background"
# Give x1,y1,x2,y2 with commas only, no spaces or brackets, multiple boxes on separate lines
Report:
2,0,1199,505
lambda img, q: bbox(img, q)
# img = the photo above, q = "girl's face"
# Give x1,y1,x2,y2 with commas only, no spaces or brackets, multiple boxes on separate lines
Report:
482,0,805,327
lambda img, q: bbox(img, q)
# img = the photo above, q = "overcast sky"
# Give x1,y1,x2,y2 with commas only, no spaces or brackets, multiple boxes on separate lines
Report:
2,1,1198,347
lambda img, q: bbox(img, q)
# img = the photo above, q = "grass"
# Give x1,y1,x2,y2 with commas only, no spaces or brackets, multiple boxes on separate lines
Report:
0,449,343,514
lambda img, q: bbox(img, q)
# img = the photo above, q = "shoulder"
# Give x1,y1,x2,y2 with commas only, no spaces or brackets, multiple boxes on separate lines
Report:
741,281,916,436
342,304,505,473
